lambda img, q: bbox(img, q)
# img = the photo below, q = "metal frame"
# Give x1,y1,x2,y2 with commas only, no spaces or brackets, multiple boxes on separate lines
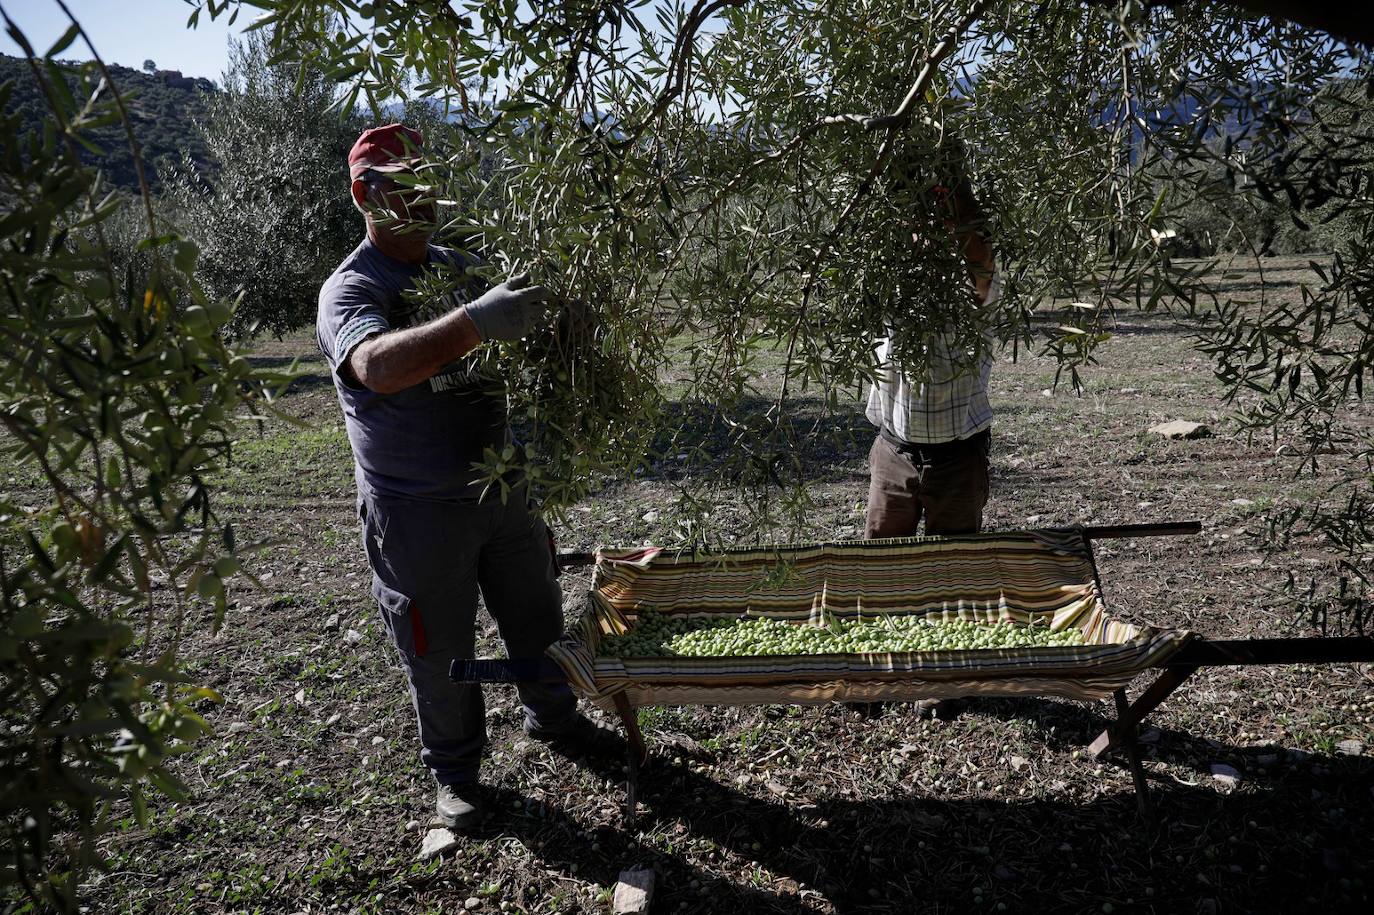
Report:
1086,635,1374,819
452,522,1374,822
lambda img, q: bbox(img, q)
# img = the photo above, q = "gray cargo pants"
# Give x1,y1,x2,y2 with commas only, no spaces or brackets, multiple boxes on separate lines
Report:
359,489,578,786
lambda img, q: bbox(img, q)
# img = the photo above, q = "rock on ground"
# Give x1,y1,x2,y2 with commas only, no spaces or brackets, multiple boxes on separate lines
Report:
612,867,655,915
418,827,460,861
1210,763,1243,789
1149,420,1211,440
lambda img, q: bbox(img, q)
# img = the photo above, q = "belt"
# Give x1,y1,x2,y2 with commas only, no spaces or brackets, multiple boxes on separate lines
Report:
880,426,989,457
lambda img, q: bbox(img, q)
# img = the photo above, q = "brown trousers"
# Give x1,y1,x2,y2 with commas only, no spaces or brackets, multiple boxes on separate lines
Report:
864,430,990,538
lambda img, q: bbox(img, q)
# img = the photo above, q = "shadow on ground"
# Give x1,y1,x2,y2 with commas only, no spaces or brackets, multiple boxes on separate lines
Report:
358,699,1372,914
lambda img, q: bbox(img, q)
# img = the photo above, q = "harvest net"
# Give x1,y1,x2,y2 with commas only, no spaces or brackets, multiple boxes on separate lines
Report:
547,529,1194,710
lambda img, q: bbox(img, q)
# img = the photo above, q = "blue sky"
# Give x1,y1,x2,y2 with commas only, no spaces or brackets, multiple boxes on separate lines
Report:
3,0,249,81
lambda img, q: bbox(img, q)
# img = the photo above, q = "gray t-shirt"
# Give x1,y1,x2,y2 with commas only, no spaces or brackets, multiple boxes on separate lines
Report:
317,238,508,503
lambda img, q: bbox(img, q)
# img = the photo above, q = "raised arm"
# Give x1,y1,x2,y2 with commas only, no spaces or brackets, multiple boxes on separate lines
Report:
348,305,482,394
347,274,553,395
946,180,996,303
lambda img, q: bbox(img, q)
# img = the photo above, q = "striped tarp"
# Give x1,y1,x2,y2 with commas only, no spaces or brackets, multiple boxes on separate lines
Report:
547,529,1193,711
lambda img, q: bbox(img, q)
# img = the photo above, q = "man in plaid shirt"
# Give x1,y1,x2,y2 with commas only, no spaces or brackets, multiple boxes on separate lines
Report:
864,178,997,539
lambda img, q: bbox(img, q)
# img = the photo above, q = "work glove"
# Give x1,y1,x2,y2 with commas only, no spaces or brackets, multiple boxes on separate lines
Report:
463,273,553,342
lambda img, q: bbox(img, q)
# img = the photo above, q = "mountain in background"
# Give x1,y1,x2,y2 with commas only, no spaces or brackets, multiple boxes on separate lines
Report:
1,53,216,190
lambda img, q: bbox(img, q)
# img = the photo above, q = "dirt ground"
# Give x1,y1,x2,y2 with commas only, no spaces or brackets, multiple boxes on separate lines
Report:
75,257,1373,914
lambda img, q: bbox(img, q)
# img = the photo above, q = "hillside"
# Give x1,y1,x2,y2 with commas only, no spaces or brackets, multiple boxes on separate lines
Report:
0,53,216,189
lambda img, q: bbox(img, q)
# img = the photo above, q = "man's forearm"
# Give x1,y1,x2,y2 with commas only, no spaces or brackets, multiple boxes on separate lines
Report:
349,306,482,394
959,231,996,301
949,183,995,302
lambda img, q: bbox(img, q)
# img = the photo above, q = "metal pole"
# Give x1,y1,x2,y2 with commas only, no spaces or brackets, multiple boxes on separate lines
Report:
1080,521,1202,540
611,692,647,825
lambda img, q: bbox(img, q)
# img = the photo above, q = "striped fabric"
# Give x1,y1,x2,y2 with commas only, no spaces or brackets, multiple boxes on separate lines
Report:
546,530,1194,711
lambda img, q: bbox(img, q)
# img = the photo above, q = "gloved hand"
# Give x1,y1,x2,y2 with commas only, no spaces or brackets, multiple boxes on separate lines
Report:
462,273,553,342
556,297,599,347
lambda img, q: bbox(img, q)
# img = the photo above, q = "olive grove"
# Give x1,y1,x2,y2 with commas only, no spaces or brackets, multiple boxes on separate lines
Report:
2,0,1371,908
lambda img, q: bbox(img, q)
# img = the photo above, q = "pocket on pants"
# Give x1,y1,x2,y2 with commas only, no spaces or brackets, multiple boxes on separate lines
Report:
371,576,429,658
370,575,412,617
361,498,426,658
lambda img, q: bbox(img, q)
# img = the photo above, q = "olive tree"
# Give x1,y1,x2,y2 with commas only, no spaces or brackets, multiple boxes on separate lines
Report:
166,27,360,338
0,10,283,910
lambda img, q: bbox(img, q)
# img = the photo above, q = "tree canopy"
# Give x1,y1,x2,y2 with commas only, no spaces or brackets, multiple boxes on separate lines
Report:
205,1,1370,541
165,30,361,337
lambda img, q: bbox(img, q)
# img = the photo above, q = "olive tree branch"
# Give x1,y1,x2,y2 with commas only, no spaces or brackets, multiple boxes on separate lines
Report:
830,0,993,233
629,0,751,142
1082,0,1374,48
637,112,872,305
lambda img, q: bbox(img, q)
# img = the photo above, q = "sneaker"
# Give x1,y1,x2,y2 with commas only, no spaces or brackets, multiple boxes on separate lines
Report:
435,782,484,829
523,713,623,758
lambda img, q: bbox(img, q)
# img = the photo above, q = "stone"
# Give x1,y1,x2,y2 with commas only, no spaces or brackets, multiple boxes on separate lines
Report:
612,867,655,915
343,628,364,645
1210,763,1242,789
1335,739,1364,756
324,612,341,632
1149,420,1211,440
1009,755,1030,771
227,721,248,734
404,819,421,833
418,827,459,861
464,898,481,910
1231,498,1255,507
641,510,659,523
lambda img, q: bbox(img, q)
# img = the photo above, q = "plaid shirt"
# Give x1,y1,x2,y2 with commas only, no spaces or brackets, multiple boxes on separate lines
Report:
865,276,999,445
